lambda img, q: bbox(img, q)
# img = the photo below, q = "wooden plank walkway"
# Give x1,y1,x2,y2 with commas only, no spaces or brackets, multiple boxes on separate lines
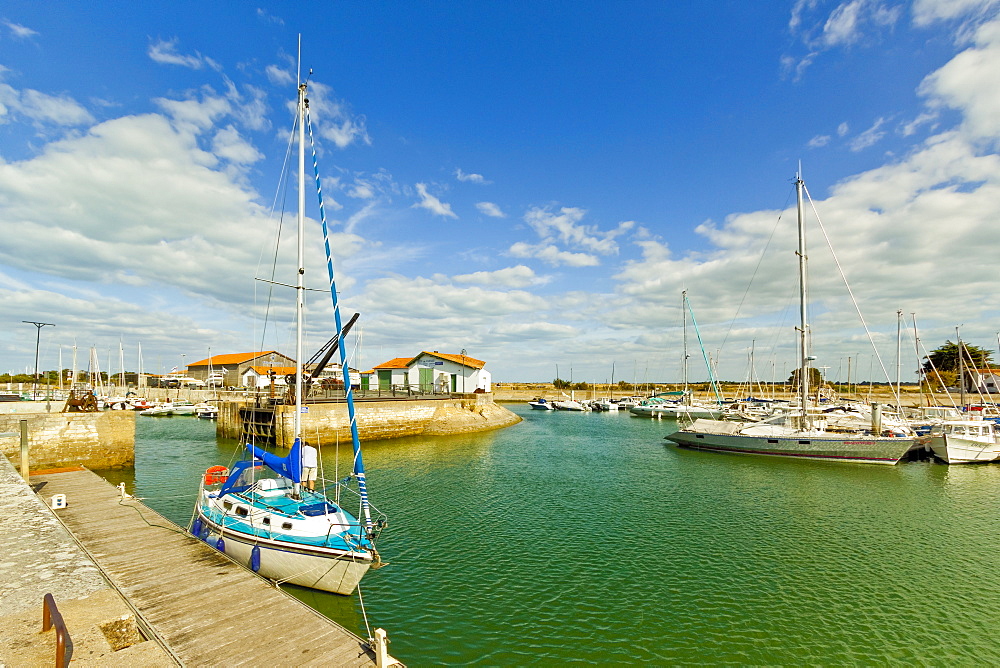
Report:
30,468,378,667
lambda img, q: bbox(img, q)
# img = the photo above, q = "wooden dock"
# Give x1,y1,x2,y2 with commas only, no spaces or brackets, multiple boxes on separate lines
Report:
30,468,381,667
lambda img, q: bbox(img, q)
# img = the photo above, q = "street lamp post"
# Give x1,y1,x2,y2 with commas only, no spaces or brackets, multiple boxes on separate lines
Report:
461,349,467,394
22,321,54,399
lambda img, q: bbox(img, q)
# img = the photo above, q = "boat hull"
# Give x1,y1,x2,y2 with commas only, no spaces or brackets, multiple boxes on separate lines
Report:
196,509,372,594
928,434,1000,464
667,428,915,465
631,405,722,419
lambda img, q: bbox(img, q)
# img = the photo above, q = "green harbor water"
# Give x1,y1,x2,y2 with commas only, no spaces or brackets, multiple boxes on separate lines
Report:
101,404,1000,665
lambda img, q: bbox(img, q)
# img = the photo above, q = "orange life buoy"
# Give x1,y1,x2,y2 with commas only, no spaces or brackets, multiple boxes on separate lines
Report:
204,466,229,485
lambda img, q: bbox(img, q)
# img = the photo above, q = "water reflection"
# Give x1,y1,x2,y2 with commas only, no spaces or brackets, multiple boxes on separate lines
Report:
99,405,1000,665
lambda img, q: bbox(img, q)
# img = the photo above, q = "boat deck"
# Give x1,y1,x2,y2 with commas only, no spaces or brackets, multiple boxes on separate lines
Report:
30,468,380,667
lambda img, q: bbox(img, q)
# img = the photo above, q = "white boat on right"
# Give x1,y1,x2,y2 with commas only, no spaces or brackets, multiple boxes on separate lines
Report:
916,420,1000,464
664,173,918,466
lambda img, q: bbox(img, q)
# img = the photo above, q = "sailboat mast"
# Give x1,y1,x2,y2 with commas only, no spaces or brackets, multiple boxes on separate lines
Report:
682,290,689,404
795,174,811,428
295,80,307,441
957,326,965,408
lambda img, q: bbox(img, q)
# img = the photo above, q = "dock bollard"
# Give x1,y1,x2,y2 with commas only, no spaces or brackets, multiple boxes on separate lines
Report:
373,628,398,668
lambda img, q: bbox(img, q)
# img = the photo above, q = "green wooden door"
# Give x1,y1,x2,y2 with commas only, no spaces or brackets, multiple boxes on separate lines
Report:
419,367,433,392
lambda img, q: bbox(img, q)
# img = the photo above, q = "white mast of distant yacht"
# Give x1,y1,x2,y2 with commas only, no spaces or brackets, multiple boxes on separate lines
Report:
795,172,811,429
681,290,690,404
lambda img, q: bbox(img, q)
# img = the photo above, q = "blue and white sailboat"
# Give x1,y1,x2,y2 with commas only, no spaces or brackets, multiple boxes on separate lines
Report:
190,74,385,595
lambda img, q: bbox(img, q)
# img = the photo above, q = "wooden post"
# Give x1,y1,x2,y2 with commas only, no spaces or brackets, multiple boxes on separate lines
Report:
20,419,29,481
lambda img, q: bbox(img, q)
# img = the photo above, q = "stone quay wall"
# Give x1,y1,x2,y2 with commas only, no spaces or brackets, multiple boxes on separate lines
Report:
221,393,522,446
0,411,135,471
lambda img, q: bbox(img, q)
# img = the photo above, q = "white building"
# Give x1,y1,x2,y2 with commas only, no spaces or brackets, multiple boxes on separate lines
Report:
367,351,491,393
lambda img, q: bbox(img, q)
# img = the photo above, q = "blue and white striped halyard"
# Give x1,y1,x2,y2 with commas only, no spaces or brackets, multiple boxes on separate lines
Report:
306,109,373,533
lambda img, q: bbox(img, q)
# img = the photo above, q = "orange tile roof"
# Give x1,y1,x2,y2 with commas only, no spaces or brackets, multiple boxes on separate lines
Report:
413,351,486,369
373,357,413,370
187,351,287,367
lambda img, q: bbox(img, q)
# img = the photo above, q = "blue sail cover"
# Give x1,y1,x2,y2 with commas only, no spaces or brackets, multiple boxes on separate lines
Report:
215,439,300,498
249,437,302,483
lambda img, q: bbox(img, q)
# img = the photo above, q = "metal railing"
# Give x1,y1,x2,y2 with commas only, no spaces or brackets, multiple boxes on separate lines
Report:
42,593,73,668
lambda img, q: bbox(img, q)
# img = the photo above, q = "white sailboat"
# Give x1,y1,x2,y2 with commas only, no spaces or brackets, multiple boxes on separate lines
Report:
631,292,723,420
666,174,917,465
190,66,385,593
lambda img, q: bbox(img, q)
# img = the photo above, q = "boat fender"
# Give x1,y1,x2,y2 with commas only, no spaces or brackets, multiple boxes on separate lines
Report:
250,545,261,572
215,537,226,553
198,524,210,541
191,518,203,537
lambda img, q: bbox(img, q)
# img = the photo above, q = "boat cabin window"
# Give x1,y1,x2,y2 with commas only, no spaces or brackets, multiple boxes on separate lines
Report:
223,501,233,511
262,517,270,525
282,522,293,530
235,506,249,517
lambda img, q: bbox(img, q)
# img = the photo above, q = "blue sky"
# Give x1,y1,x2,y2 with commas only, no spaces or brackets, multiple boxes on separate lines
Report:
2,1,1000,385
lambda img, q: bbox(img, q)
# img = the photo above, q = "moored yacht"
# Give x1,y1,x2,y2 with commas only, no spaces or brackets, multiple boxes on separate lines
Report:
916,420,1000,464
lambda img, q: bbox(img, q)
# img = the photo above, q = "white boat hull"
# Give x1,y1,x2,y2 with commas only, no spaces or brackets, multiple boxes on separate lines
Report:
667,420,915,465
631,404,722,419
197,510,372,594
928,434,1000,464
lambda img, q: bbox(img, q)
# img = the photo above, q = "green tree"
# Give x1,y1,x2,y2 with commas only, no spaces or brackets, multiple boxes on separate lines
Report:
923,340,993,374
787,366,823,388
553,378,571,389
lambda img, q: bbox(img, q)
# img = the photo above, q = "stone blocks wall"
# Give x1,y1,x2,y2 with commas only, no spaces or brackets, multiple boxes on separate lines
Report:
0,412,135,470
227,394,521,446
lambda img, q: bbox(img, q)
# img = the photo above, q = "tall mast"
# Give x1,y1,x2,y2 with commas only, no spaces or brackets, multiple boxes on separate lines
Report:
895,309,903,405
295,80,307,441
682,290,689,404
795,173,811,428
957,326,965,408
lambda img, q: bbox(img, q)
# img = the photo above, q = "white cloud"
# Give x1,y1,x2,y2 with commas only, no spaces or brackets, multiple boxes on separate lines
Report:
211,124,263,165
822,0,866,46
3,20,38,39
358,275,548,321
348,179,375,199
265,64,295,86
413,183,457,218
154,90,231,134
453,265,550,288
256,8,285,25
509,242,600,267
523,206,634,255
305,81,371,149
849,116,888,151
476,201,505,218
785,1,903,78
912,0,1000,27
148,38,209,69
918,18,1000,141
0,112,275,306
455,168,489,184
900,111,939,136
0,84,94,126
808,134,831,148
